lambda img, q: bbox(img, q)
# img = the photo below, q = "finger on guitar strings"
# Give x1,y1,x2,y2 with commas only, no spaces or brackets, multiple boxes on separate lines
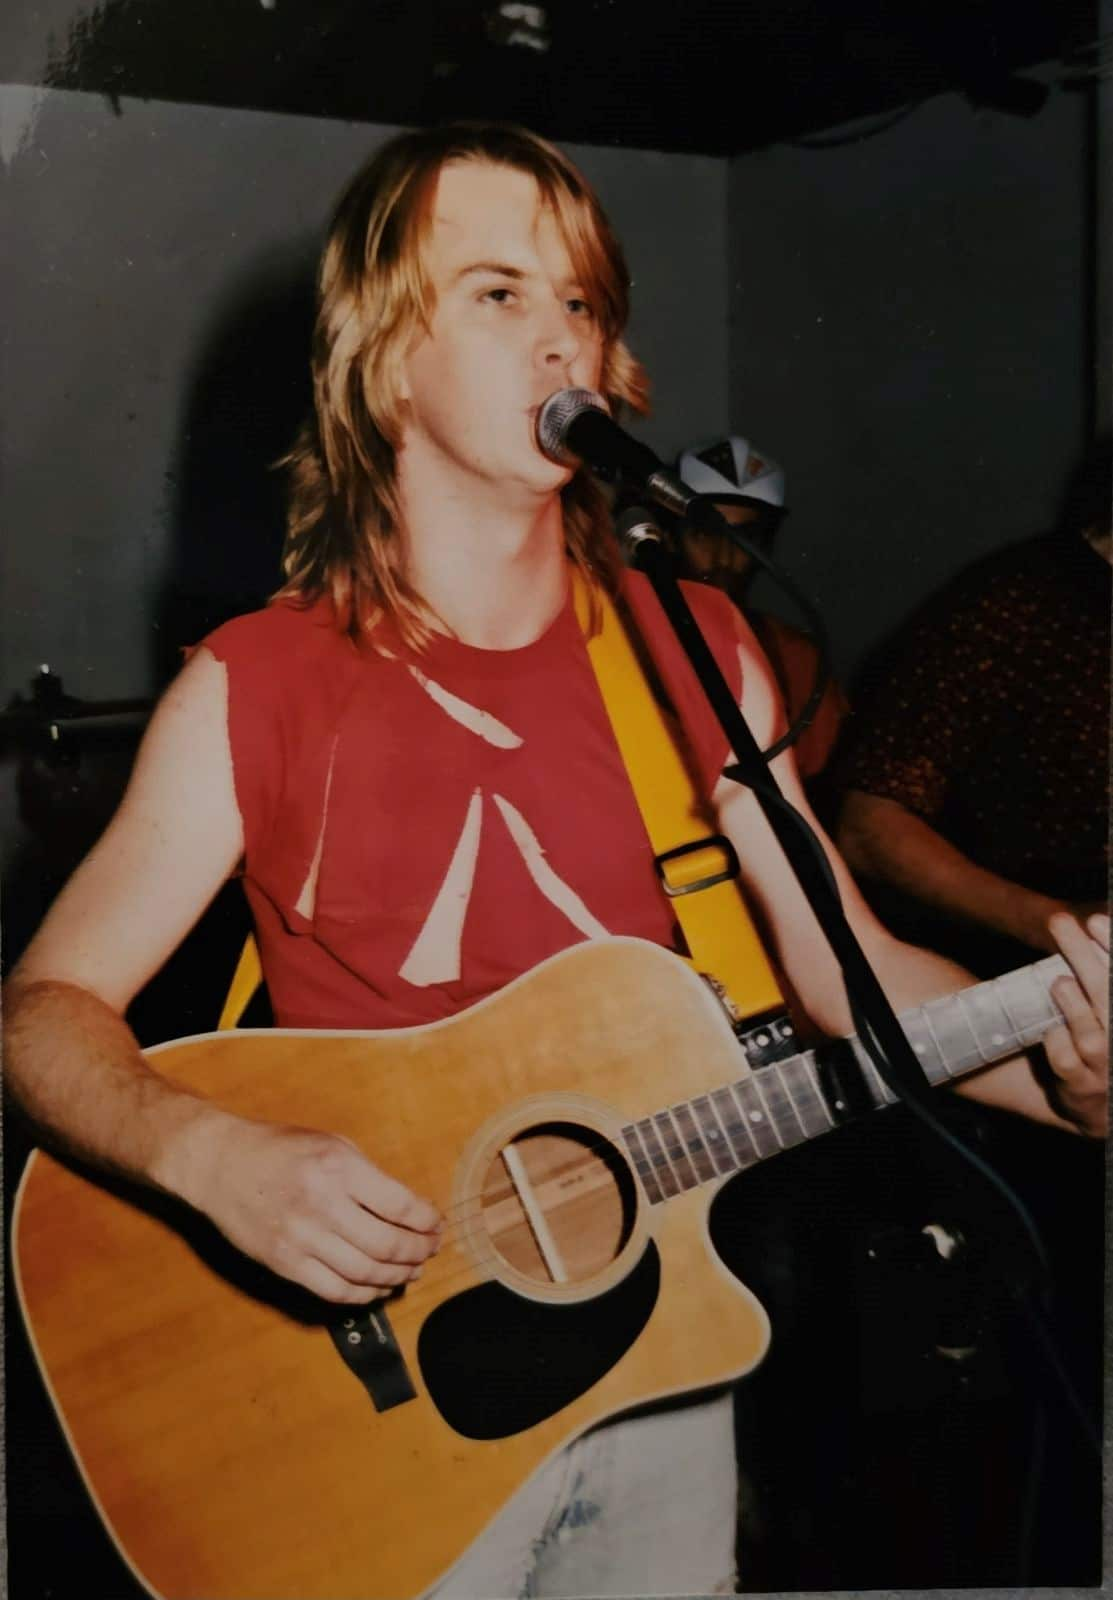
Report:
1047,976,1109,1078
343,1156,444,1241
339,1193,443,1269
1049,911,1110,1029
307,1223,430,1292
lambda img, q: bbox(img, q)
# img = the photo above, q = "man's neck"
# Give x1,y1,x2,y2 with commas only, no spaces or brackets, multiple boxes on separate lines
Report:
399,479,571,651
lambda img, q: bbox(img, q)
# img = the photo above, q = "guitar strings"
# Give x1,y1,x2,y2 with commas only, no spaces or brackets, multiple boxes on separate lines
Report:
343,1150,654,1323
369,1186,638,1318
342,1081,787,1317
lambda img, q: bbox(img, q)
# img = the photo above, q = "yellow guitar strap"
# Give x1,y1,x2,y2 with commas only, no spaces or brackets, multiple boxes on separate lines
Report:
218,572,783,1029
217,934,264,1032
576,575,783,1020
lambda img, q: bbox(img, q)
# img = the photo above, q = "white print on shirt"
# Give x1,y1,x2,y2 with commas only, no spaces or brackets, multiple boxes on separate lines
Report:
490,794,610,940
399,788,610,988
294,733,339,919
399,788,485,986
407,666,524,749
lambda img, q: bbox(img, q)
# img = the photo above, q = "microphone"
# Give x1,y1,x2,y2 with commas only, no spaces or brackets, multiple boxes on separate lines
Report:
613,504,665,557
536,389,695,517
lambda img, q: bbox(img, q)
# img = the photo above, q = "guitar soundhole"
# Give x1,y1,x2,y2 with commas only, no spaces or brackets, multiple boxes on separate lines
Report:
479,1121,637,1286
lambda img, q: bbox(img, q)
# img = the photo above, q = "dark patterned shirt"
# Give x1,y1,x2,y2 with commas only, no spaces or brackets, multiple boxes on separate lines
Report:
842,535,1110,904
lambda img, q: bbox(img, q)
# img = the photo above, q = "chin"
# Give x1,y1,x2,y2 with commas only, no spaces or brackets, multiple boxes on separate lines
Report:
511,455,574,498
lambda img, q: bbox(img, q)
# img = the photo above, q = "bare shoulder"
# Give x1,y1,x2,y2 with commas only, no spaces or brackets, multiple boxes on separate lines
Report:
122,646,229,796
11,648,243,1009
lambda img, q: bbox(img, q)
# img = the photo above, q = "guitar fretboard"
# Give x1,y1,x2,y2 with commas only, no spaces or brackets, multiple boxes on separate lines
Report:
619,955,1068,1205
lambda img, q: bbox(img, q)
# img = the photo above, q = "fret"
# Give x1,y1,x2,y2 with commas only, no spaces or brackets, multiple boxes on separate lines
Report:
728,1076,782,1160
770,1058,810,1139
710,1086,757,1169
621,1125,665,1205
671,1101,717,1183
691,1094,742,1176
992,959,1066,1047
955,978,1021,1063
925,993,986,1073
899,1007,949,1085
752,1065,807,1147
654,1110,698,1191
954,989,990,1064
919,1003,953,1076
635,1117,680,1198
782,1053,836,1135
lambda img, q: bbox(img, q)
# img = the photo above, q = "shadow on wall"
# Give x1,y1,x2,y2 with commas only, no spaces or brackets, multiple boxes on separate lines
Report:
2,249,318,1005
154,249,318,681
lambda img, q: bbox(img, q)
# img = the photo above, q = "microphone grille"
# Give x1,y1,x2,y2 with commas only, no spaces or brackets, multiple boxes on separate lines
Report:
536,388,608,464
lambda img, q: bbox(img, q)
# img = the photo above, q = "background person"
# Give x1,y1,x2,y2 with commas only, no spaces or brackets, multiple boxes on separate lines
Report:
836,434,1111,978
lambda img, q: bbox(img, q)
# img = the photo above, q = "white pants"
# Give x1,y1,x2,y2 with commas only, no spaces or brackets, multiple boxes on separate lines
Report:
429,1391,738,1599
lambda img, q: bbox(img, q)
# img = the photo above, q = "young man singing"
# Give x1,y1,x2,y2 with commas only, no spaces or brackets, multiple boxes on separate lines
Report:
4,123,1107,1598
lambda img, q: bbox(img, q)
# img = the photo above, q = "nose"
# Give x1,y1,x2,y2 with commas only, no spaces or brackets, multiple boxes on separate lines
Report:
534,293,582,373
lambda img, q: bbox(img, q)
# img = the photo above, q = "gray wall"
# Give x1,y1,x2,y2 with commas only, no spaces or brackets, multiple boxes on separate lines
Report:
726,82,1092,682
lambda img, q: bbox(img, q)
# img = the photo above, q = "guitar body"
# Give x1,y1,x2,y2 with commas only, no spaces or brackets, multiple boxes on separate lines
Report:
13,939,771,1600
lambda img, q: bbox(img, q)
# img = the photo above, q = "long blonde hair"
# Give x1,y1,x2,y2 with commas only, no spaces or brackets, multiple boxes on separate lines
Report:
276,121,650,648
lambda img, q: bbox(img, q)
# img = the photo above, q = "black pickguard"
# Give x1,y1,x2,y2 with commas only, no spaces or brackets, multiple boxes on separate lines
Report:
417,1244,660,1439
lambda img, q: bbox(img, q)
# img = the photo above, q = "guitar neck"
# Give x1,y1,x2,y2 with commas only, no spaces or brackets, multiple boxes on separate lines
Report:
619,955,1070,1205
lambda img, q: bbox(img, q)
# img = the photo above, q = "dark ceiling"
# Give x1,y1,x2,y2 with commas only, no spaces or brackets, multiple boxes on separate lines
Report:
4,0,1102,155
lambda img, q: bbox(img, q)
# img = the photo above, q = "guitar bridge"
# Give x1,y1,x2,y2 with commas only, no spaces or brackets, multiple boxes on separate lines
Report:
328,1301,416,1411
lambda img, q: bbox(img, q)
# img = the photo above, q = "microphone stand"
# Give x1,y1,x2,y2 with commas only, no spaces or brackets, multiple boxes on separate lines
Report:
623,513,935,1106
622,505,1101,1527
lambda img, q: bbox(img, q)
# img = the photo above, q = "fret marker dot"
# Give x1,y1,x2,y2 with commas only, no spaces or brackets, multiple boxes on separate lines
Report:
913,1043,927,1055
749,1110,764,1123
756,1033,769,1046
992,1033,1006,1046
835,1100,846,1111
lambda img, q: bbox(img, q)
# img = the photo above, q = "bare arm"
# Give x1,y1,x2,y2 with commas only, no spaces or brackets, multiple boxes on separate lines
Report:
5,648,246,1180
713,616,1108,1136
4,648,441,1299
836,788,1096,953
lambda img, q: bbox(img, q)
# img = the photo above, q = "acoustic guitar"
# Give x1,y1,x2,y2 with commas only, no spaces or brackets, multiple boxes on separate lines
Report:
12,937,1070,1599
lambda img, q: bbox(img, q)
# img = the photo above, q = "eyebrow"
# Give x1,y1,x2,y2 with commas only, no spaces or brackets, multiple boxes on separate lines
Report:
454,261,528,283
453,260,586,291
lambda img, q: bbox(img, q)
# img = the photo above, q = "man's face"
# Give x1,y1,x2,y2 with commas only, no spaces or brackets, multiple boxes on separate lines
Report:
681,502,763,587
397,160,605,499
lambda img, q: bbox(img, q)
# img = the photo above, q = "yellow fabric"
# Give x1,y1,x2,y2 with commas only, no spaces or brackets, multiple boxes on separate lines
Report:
577,575,783,1019
217,931,263,1032
218,573,783,1029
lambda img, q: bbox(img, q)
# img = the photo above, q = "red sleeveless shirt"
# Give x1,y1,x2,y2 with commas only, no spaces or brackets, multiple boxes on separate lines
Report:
202,570,742,1029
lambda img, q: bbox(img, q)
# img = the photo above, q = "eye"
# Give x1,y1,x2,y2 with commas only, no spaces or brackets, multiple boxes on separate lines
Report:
482,286,517,305
566,296,594,319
